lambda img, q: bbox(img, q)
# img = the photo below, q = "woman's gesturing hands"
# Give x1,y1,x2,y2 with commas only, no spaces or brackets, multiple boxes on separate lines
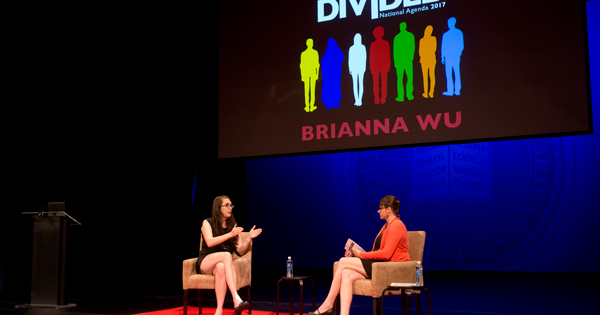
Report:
231,224,263,243
230,224,244,238
249,225,263,239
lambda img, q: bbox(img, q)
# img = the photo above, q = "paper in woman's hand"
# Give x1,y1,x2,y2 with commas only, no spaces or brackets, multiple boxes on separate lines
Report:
344,238,366,256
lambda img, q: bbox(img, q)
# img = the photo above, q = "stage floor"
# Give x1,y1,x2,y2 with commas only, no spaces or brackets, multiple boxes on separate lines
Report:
1,269,598,315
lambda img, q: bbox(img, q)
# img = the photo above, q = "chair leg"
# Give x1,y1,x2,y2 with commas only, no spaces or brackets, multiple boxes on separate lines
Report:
247,286,252,314
415,293,422,315
424,288,432,315
373,297,381,315
198,289,202,314
183,290,188,315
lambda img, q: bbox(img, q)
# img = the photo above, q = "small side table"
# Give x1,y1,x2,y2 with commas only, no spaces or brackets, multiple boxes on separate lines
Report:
276,276,316,315
381,284,431,315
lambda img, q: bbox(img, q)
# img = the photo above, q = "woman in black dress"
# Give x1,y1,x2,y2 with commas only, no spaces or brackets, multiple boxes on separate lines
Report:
196,195,262,315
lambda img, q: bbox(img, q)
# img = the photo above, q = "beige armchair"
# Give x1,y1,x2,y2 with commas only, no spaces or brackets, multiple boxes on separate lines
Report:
333,231,426,315
182,232,253,315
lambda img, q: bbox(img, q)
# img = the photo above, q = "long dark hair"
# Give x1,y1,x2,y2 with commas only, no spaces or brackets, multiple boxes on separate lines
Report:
210,195,238,245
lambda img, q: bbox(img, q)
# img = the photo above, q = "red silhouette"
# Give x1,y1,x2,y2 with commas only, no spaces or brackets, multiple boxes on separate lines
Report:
370,26,391,104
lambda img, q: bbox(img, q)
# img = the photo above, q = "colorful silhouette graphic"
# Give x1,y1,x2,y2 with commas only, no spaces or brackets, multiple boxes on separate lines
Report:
419,25,437,98
321,38,344,109
393,22,415,102
300,38,320,112
349,33,367,106
441,17,464,96
370,26,390,104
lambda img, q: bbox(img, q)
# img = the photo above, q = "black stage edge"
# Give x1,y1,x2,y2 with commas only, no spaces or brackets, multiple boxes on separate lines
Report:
1,268,599,315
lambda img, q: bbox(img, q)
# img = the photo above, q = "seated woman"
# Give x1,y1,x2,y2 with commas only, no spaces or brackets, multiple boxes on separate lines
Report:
196,195,263,315
309,195,410,315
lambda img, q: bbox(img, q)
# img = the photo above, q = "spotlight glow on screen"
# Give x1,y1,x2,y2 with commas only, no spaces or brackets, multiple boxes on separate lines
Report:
218,0,591,159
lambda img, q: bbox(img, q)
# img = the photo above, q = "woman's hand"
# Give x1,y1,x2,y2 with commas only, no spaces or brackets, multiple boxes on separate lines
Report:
249,225,262,239
345,248,361,257
230,224,244,238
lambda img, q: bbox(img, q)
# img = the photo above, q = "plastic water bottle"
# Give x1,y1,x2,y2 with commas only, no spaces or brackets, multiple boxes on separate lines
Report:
415,261,424,286
286,256,293,277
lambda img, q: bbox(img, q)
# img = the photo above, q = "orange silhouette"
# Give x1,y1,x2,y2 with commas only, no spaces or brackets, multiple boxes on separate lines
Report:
419,25,436,98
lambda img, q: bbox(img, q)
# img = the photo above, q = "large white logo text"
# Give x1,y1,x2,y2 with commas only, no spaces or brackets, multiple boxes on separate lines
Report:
317,0,441,22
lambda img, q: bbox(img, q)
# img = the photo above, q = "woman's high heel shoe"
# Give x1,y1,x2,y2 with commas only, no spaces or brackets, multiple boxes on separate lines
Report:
309,307,334,315
234,301,249,315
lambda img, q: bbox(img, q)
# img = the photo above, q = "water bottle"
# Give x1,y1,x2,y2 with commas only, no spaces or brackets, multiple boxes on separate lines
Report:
286,256,293,277
415,261,424,286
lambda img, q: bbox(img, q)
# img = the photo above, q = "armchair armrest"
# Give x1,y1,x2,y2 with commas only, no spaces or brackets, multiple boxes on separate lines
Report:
233,257,252,289
183,258,198,290
371,261,418,297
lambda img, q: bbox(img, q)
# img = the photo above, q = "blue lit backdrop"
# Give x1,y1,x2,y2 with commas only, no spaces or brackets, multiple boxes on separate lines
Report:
246,1,599,272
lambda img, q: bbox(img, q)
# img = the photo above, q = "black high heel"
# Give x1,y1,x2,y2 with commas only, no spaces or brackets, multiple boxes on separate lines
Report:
234,301,249,315
309,307,334,315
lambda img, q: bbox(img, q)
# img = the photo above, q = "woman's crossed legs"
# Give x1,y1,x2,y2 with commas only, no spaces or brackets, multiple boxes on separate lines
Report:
200,252,244,315
315,257,367,315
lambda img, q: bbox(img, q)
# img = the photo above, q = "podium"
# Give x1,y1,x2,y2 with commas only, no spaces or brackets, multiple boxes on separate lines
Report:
18,202,81,309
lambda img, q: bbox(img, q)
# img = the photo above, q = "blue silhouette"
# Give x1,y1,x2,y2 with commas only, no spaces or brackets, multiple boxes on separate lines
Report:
349,33,367,106
441,17,464,96
321,38,344,109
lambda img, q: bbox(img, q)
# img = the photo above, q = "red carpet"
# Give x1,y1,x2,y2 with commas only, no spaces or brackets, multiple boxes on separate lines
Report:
134,307,299,315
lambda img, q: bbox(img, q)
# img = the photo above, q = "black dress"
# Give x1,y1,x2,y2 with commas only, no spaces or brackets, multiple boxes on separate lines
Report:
359,222,388,278
195,218,238,274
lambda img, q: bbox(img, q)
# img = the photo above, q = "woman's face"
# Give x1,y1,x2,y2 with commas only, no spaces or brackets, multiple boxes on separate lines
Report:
220,198,233,220
378,205,391,220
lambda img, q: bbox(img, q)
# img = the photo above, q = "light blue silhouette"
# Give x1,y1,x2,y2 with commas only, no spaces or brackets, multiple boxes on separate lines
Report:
321,38,344,109
441,17,464,96
349,33,367,106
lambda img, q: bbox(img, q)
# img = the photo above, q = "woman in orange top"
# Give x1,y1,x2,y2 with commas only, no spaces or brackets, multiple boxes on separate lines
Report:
309,195,410,315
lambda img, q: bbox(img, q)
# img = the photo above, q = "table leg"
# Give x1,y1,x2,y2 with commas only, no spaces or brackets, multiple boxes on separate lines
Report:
289,281,294,315
277,279,282,315
299,280,304,315
311,279,316,311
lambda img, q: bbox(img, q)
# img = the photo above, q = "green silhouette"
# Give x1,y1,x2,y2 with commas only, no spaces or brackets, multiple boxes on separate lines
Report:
300,38,320,112
419,25,436,98
393,22,415,102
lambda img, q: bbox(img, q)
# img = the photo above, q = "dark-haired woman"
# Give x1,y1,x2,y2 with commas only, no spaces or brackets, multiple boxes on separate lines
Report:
309,195,410,315
196,195,262,315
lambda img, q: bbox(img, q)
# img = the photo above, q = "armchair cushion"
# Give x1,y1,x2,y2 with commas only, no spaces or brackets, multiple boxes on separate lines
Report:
333,260,418,297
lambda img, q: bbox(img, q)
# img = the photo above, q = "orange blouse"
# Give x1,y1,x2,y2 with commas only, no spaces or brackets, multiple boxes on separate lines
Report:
359,217,410,262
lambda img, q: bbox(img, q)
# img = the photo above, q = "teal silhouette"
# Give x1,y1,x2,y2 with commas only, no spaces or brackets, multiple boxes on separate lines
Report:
441,17,464,96
393,22,415,102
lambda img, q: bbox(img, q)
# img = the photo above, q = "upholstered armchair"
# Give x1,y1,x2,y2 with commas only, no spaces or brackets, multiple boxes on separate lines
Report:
333,231,426,315
182,232,253,315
